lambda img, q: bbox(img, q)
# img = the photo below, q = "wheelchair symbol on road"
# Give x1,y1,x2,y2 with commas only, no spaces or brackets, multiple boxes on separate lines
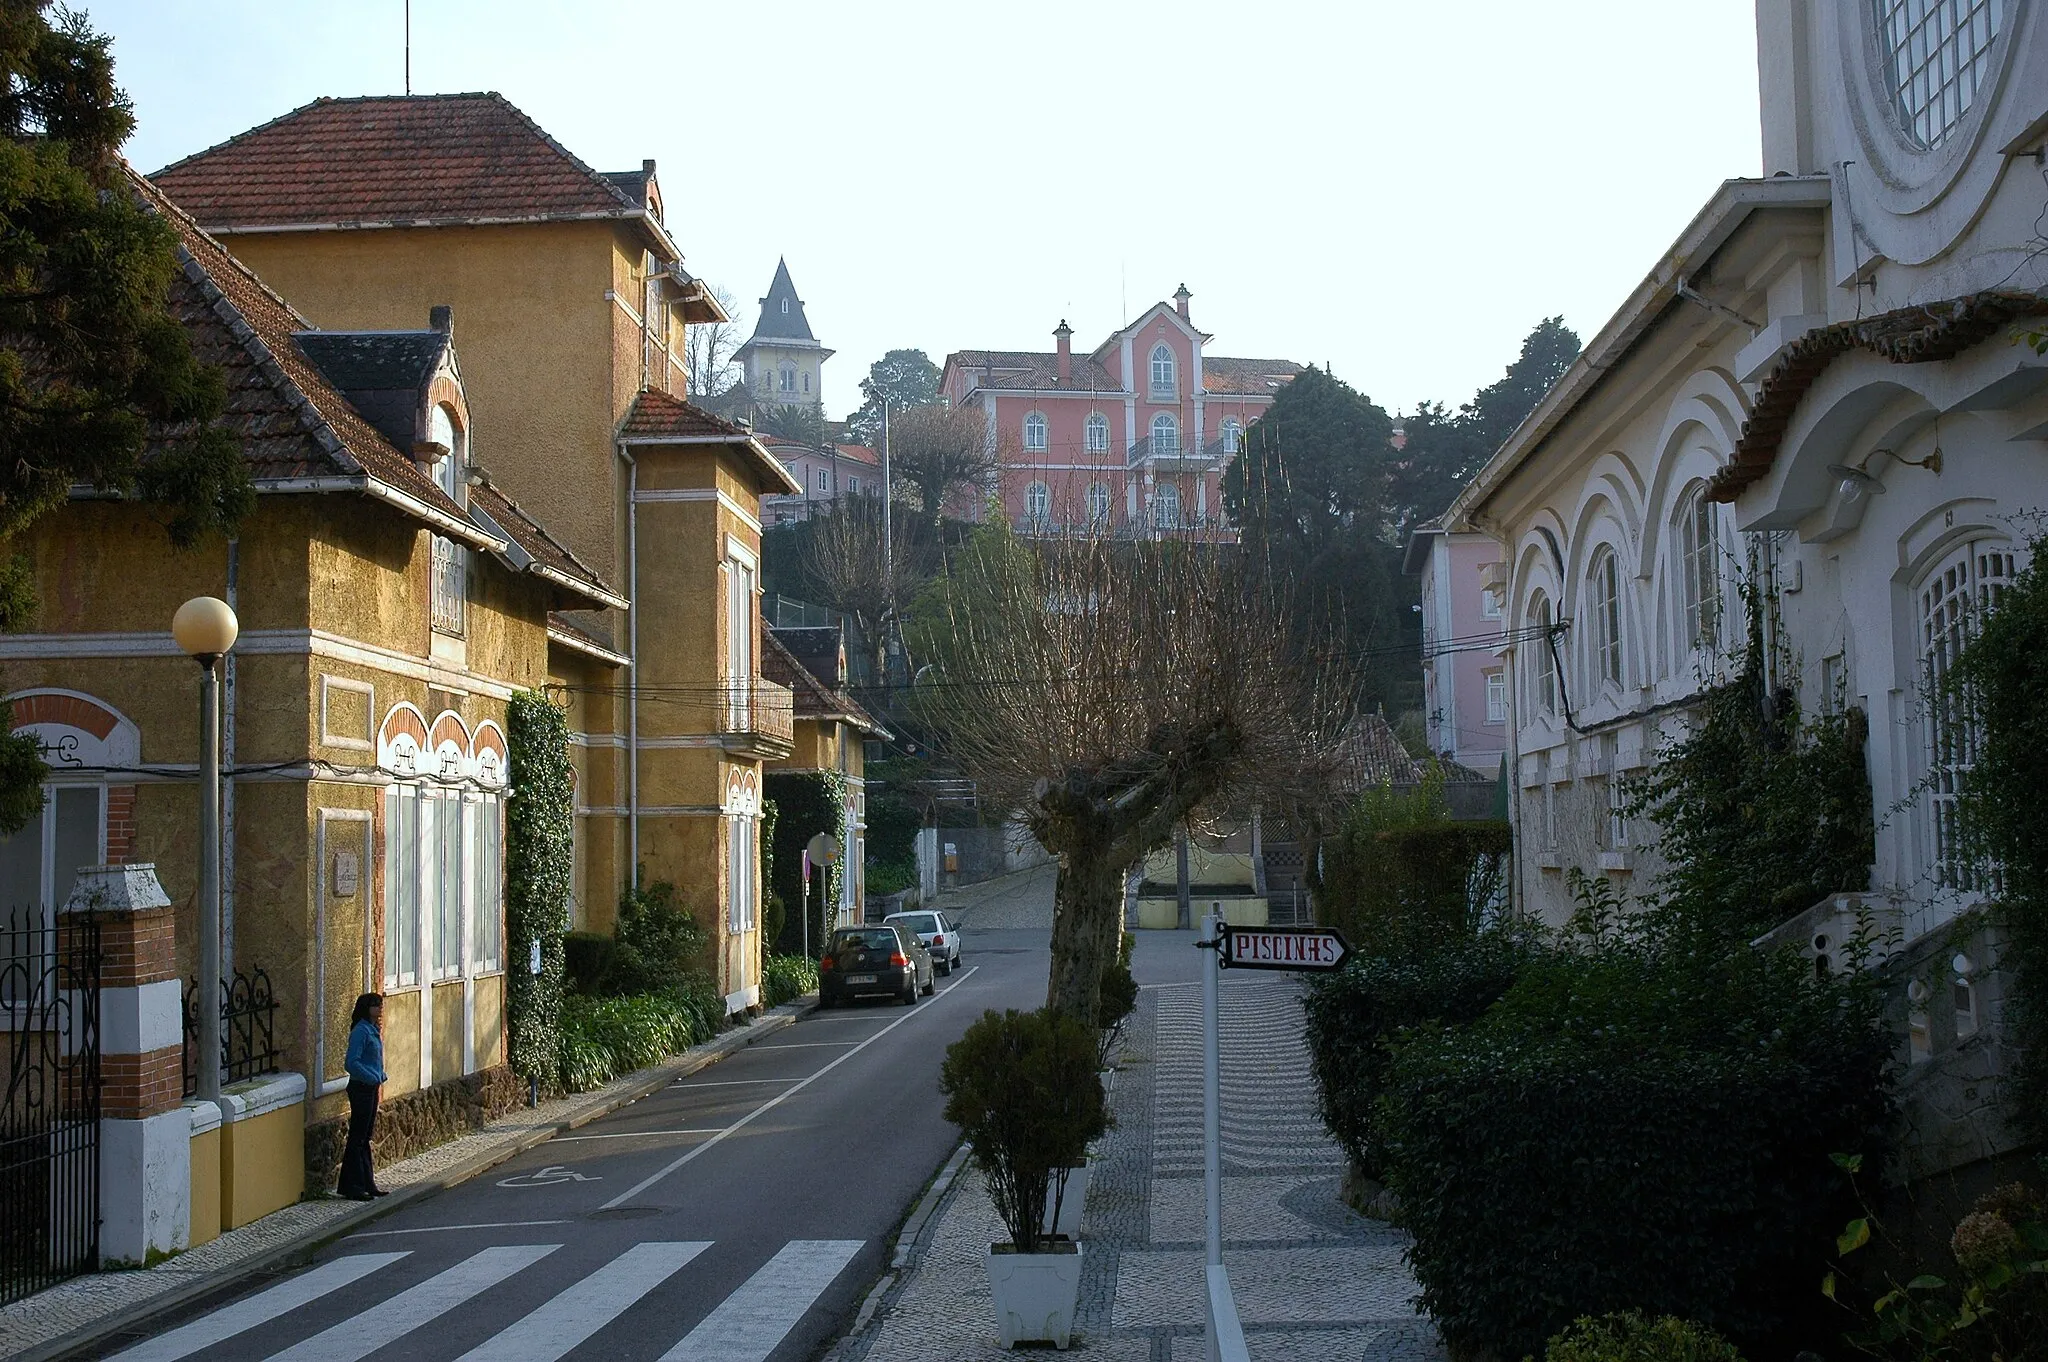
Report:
496,1165,601,1188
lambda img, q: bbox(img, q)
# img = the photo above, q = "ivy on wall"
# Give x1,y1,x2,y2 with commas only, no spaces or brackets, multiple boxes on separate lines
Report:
505,690,572,1081
764,769,847,955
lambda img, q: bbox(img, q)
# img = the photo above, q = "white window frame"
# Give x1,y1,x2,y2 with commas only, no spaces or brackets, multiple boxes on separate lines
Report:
1150,345,1175,396
1219,418,1242,455
1485,670,1507,724
726,549,757,731
1590,548,1623,688
1084,413,1108,453
1023,412,1048,452
383,784,422,989
1086,482,1111,524
468,792,503,973
1024,481,1050,521
1872,0,2004,150
1154,482,1181,529
1481,586,1502,620
727,814,758,933
779,364,796,393
430,535,466,637
1530,595,1558,718
1919,537,2017,894
1679,486,1720,652
1150,413,1179,455
0,784,106,994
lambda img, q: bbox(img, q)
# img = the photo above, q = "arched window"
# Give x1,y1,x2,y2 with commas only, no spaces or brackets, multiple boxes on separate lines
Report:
1874,0,2005,150
1024,481,1050,521
779,364,796,394
1589,547,1623,688
802,372,810,393
1679,485,1721,650
1920,538,2018,891
1219,418,1242,455
1084,413,1108,454
1150,413,1179,455
1150,345,1175,396
781,298,790,314
1154,483,1181,529
429,403,464,499
1529,594,1558,717
1023,412,1048,452
1086,482,1110,524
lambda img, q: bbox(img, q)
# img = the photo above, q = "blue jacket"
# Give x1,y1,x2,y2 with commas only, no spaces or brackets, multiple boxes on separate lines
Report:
344,1019,386,1086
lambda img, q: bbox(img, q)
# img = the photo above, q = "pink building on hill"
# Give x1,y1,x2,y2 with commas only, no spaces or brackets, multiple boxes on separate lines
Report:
1405,523,1509,772
941,287,1303,538
762,437,883,525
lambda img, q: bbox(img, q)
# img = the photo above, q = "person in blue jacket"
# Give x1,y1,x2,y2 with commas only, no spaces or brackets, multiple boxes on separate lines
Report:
338,993,388,1200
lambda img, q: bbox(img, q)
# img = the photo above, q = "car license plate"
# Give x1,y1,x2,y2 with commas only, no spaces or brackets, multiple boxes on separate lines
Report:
847,974,876,985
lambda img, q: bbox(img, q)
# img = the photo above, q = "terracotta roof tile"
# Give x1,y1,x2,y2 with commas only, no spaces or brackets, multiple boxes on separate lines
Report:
621,389,755,439
470,480,624,609
949,348,1124,394
152,93,640,232
762,630,888,737
1198,356,1308,395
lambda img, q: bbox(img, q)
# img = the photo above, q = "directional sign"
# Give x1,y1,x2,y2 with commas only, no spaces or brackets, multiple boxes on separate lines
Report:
1218,925,1350,972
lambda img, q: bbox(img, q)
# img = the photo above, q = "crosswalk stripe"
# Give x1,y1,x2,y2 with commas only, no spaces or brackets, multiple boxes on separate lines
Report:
659,1239,863,1362
269,1243,559,1362
104,1253,411,1362
453,1241,711,1362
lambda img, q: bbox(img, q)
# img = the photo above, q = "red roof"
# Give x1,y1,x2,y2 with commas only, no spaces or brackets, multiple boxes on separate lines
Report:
152,93,648,235
619,389,754,440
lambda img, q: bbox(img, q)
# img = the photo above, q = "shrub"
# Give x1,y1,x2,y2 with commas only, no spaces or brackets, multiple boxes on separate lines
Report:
1097,931,1139,1065
762,953,819,1008
940,1008,1107,1253
1301,927,1540,1179
1544,1313,1745,1362
557,990,720,1092
865,857,916,897
562,931,614,995
606,881,709,996
1378,937,1893,1359
1314,769,1510,955
505,690,572,1081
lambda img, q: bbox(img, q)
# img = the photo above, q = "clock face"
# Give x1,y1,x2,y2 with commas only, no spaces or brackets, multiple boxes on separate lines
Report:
1871,0,2006,150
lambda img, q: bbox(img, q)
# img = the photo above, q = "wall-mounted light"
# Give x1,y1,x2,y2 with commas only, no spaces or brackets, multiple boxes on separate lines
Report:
1827,444,1944,498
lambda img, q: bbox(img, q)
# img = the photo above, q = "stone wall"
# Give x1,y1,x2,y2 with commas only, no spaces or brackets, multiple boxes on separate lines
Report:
303,1065,523,1194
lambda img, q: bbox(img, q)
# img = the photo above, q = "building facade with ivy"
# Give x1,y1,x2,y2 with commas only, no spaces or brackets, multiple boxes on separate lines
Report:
1444,1,2048,1181
763,625,888,928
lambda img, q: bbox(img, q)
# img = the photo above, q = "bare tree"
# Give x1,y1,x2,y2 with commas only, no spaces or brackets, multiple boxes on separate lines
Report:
888,405,1004,538
911,528,1349,1024
801,494,930,683
686,282,744,400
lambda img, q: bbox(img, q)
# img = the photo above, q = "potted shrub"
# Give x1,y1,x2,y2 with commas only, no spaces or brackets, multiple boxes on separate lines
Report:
941,1007,1108,1349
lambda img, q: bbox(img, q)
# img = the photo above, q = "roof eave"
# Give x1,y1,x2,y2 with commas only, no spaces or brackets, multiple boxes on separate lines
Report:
532,562,629,611
620,431,804,495
1443,174,1833,534
548,624,631,667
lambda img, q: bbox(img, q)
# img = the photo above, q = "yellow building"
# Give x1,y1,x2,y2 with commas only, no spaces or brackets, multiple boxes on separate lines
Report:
154,94,803,1010
1,174,620,1234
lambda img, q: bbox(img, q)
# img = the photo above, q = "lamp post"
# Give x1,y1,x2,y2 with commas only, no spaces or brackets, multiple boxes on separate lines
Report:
173,596,239,1105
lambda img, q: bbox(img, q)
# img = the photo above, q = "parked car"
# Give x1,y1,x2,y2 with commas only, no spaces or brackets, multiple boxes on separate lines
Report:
884,910,963,975
820,923,933,1006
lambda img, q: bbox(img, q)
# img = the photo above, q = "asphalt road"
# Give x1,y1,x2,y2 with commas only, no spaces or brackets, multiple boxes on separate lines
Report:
84,924,1050,1362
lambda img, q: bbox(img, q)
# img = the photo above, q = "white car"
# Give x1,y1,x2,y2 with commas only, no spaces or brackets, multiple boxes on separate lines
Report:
883,910,963,975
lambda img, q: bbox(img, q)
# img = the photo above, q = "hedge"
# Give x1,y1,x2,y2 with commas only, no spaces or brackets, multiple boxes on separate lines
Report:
505,691,572,1081
1313,771,1509,956
1378,941,1892,1359
763,953,818,1008
557,989,723,1092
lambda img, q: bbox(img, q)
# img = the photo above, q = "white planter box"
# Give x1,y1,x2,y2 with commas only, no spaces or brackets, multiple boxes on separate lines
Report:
1040,1163,1090,1239
985,1242,1084,1349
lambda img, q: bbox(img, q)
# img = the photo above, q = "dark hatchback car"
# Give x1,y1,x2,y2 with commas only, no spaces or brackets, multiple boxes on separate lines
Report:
819,924,934,1006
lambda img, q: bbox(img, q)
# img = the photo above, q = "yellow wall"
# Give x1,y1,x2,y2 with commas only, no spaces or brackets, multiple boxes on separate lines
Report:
188,1125,221,1248
220,1105,306,1230
381,989,422,1099
475,973,505,1069
433,982,465,1078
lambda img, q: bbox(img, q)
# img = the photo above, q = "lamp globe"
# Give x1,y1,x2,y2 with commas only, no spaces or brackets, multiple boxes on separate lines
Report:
172,596,239,658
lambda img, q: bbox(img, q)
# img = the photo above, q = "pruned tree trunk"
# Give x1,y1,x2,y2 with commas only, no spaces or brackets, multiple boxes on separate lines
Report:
1046,848,1126,1024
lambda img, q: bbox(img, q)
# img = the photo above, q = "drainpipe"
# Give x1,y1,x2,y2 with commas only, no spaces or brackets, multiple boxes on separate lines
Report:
222,538,238,965
624,447,640,881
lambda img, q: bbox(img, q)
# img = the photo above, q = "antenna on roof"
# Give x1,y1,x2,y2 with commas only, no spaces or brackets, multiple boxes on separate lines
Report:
404,0,411,96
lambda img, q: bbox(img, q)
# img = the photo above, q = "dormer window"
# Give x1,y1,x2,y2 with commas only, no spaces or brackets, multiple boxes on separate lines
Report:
427,402,467,638
781,298,790,314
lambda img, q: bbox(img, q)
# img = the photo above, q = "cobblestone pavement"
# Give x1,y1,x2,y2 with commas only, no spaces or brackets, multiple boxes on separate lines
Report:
0,1000,810,1361
933,863,1058,930
832,916,1444,1360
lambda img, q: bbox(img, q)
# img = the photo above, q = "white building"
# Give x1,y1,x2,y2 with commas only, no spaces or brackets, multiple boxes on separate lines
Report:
736,258,832,408
1447,1,2046,1177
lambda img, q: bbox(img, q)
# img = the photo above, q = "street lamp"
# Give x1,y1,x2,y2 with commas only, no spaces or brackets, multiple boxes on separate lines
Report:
173,595,238,1105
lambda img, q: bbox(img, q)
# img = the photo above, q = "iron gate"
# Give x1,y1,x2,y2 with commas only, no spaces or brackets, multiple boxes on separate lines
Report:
1,906,102,1306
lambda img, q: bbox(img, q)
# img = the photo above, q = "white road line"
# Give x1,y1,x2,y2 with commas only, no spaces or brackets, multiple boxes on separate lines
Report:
672,1078,804,1088
269,1244,559,1362
659,1240,863,1362
602,966,981,1209
453,1241,711,1362
553,1129,724,1141
349,1220,571,1238
748,1041,861,1048
103,1253,411,1362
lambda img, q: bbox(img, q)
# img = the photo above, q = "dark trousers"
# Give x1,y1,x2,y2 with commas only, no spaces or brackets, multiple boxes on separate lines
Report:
338,1080,380,1196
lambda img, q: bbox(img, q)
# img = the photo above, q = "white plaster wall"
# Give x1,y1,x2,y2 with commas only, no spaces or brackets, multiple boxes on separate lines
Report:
99,1109,191,1264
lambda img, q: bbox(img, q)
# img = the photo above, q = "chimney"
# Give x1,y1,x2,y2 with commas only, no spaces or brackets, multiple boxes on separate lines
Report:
1173,283,1191,323
429,304,453,336
1054,319,1073,383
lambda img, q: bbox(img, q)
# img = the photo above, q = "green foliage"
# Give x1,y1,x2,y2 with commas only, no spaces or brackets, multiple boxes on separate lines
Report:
505,691,572,1080
607,880,710,996
1628,630,1874,942
1377,918,1893,1359
1097,931,1138,1064
941,1008,1108,1252
1829,1178,2048,1362
864,858,915,896
845,347,941,447
762,953,819,1008
1302,928,1541,1179
1313,770,1511,956
1947,536,2048,1143
0,2,253,547
556,988,723,1092
764,770,847,954
561,931,614,995
1543,1312,1746,1362
866,788,920,871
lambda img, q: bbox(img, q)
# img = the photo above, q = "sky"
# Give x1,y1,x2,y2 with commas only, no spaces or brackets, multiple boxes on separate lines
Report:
95,0,1763,422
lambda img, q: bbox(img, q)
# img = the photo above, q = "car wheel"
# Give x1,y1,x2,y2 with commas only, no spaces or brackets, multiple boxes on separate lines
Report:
938,958,951,977
921,970,936,996
901,977,918,1006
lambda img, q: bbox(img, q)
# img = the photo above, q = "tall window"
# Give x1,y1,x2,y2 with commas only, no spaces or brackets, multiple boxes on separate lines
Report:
1590,547,1623,688
728,815,758,933
779,365,796,393
1150,345,1175,396
1025,481,1050,521
382,785,504,989
430,794,462,979
1679,486,1721,651
1873,0,2004,149
1085,413,1108,453
816,468,832,494
1150,413,1179,455
1086,482,1111,524
0,785,102,978
727,554,757,730
383,785,421,988
470,795,502,971
1485,671,1507,724
1530,595,1558,717
1154,483,1181,529
1023,412,1048,451
1920,539,2016,891
1481,585,1502,620
428,403,466,637
1219,419,1242,455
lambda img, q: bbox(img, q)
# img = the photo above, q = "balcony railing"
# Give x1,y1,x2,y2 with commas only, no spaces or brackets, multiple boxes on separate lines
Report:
720,679,795,754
